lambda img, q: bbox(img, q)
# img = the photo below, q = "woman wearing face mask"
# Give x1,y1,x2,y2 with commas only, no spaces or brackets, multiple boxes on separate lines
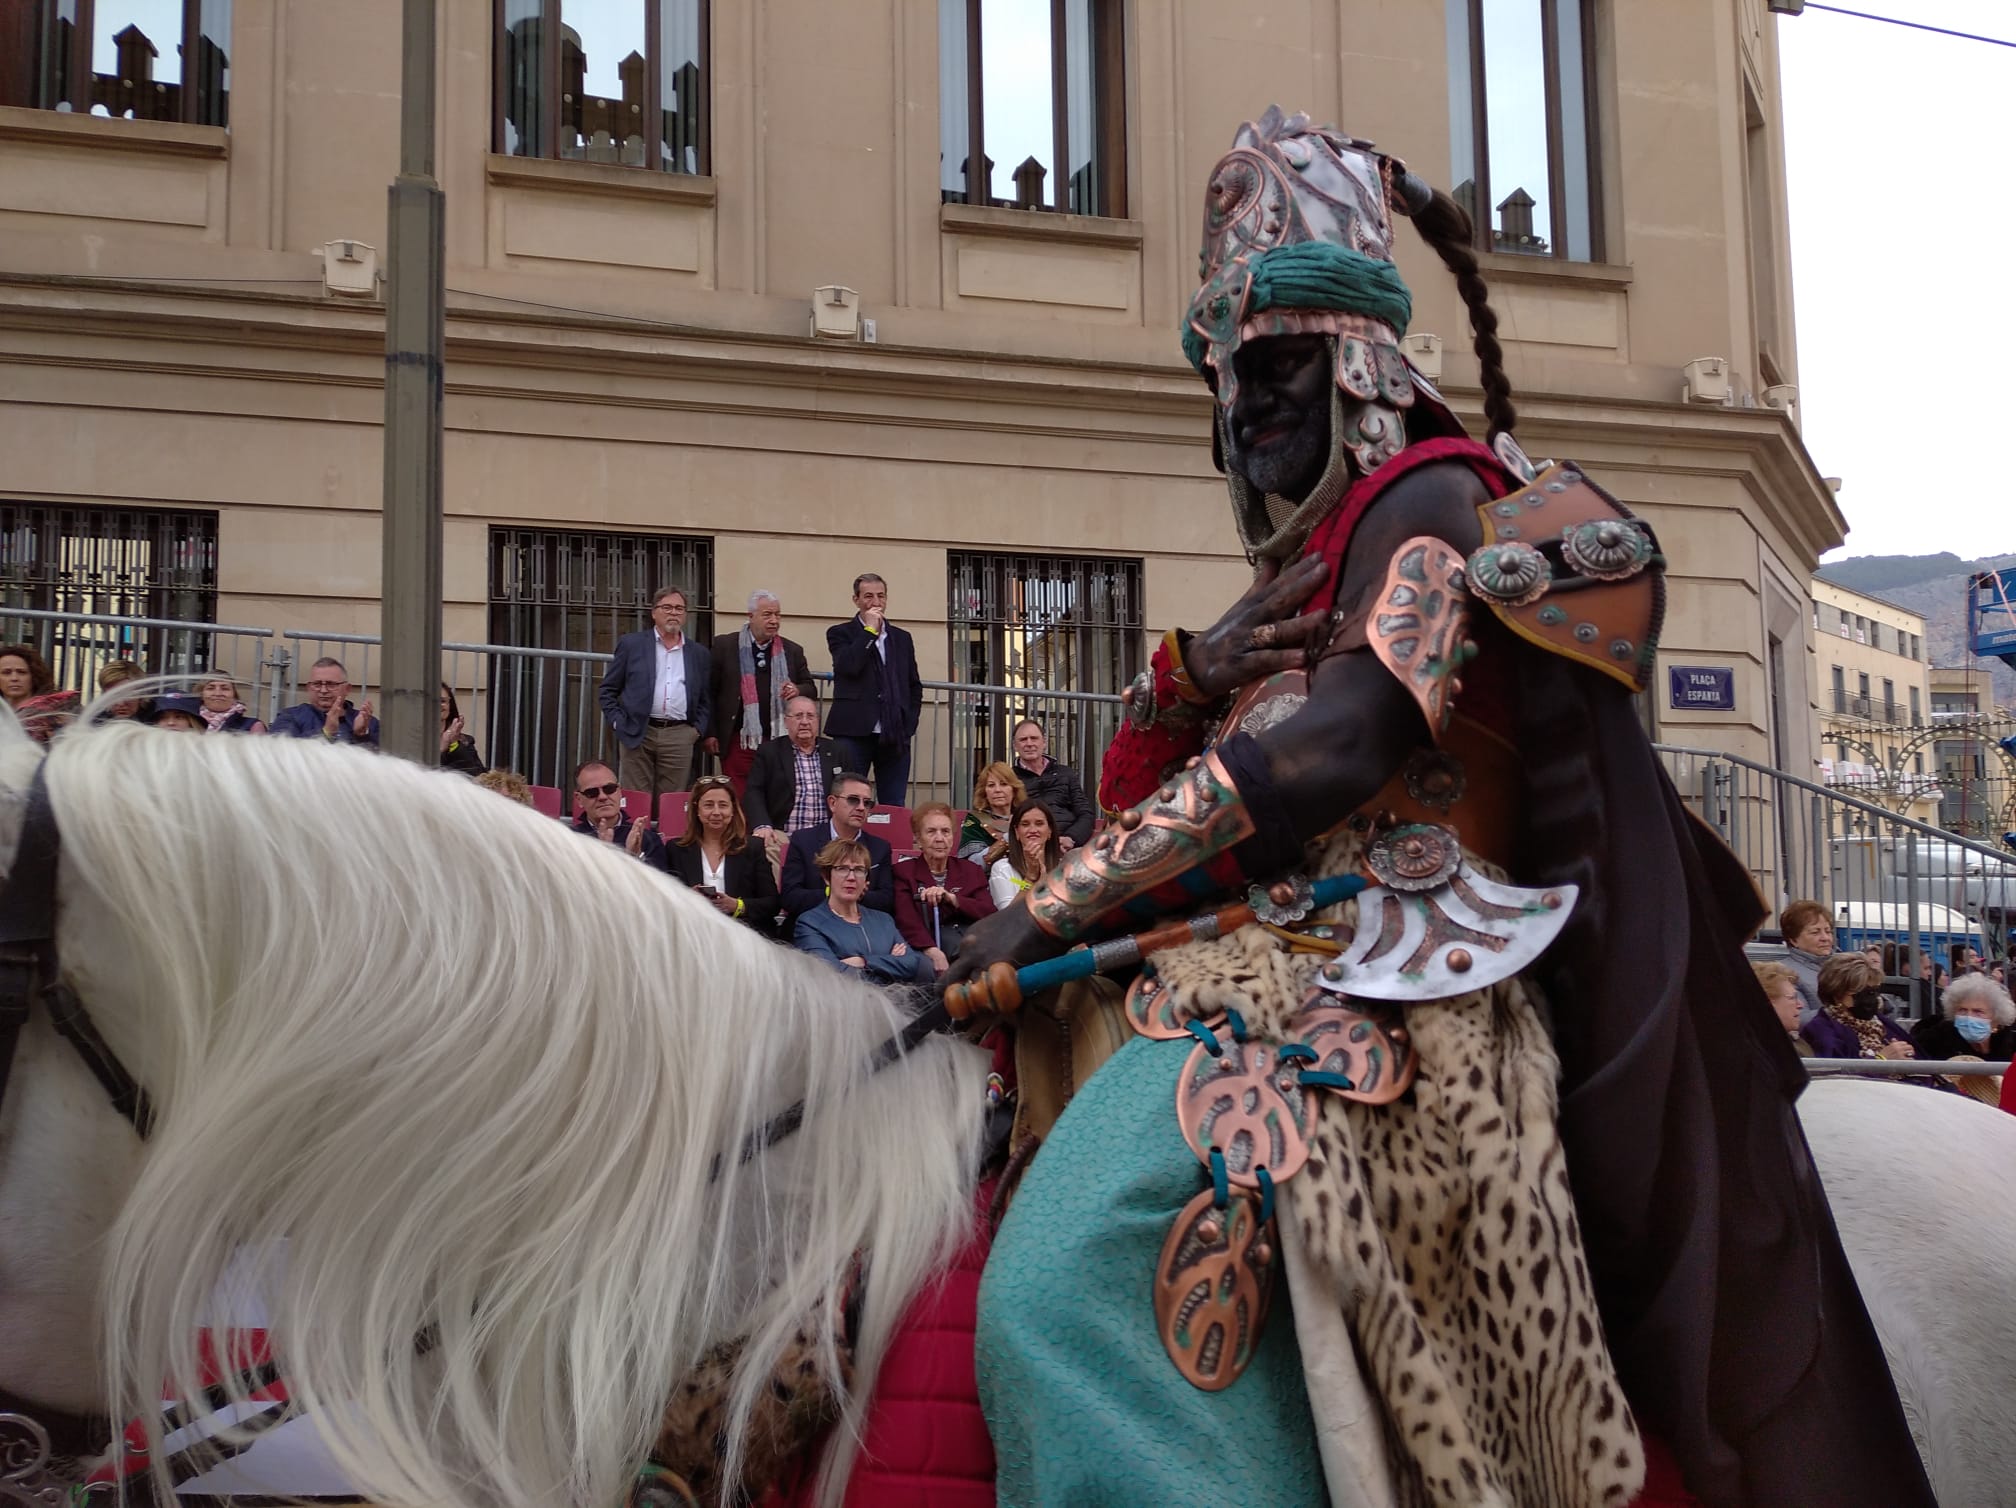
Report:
1800,952,1918,1062
1910,972,2016,1063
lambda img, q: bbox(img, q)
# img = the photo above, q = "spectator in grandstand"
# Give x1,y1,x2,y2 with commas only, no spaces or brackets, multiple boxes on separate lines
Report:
745,695,846,844
1751,960,1813,1058
705,589,816,798
1914,948,1945,1017
1949,942,1978,978
667,776,781,933
1778,899,1834,1024
97,660,148,722
148,693,206,731
598,585,711,802
1009,717,1096,849
568,759,667,870
270,657,379,746
824,572,921,806
196,671,265,733
893,802,996,975
1994,963,2009,988
989,799,1064,910
958,761,1025,866
438,683,486,775
1910,972,2016,1063
1802,952,1917,1061
475,769,534,806
780,771,894,918
794,839,932,983
0,644,77,744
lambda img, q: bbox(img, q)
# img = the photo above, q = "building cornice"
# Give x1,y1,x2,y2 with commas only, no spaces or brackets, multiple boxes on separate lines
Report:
0,276,1849,541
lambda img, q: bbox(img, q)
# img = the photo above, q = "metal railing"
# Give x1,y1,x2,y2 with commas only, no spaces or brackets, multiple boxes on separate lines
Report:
0,605,277,714
1657,742,2016,979
279,626,1126,796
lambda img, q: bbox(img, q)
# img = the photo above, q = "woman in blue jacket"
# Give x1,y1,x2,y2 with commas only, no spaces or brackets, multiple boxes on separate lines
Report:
794,839,932,983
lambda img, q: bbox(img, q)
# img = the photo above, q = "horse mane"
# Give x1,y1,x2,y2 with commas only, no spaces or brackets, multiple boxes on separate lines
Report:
23,716,985,1508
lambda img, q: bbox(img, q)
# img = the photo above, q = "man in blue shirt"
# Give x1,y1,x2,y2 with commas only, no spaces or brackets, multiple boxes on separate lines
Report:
269,657,379,746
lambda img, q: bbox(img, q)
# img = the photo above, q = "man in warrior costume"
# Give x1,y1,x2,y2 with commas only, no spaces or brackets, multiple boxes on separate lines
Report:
947,108,1934,1508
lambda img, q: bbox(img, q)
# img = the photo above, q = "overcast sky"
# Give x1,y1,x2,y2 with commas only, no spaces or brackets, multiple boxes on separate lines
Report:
1778,2,2014,561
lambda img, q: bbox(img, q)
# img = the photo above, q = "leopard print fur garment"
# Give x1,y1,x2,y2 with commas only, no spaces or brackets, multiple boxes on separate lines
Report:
645,1307,851,1507
1149,839,1644,1508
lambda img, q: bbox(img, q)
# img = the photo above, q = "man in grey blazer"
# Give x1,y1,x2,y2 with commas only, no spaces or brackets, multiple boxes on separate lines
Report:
597,585,712,800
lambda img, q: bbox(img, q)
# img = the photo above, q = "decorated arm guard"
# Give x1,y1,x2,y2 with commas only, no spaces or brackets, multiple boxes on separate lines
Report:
1099,630,1219,813
1032,736,1299,942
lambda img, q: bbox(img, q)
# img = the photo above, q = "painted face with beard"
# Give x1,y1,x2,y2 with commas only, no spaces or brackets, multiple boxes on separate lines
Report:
1222,334,1334,501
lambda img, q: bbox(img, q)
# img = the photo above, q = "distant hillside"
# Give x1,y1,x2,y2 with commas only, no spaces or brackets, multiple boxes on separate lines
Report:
1819,553,2016,709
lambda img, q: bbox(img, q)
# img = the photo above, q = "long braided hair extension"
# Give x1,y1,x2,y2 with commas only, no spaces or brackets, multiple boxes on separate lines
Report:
1403,188,1518,443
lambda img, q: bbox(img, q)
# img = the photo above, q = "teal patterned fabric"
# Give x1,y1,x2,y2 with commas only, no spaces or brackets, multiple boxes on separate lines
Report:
976,1034,1325,1507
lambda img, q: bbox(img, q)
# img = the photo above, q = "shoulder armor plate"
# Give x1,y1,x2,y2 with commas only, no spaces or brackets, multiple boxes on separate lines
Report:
1465,462,1664,691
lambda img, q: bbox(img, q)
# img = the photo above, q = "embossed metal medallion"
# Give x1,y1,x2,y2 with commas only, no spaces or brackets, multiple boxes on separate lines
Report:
1248,874,1316,927
1291,999,1418,1104
1401,748,1467,812
1176,1035,1311,1186
1152,1187,1277,1390
1560,517,1654,581
1465,540,1550,607
1363,822,1461,892
1124,969,1223,1041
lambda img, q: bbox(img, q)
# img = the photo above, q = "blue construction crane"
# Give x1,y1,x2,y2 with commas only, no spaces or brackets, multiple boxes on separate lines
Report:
1969,567,2016,669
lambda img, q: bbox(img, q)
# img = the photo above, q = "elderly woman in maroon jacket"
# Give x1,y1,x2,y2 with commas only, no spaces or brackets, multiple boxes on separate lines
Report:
1801,951,1919,1061
891,801,995,976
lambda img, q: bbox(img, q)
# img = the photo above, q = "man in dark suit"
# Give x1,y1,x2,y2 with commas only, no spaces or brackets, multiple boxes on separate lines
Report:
746,695,847,838
780,770,894,918
597,585,712,802
824,572,922,807
566,760,669,871
704,588,817,798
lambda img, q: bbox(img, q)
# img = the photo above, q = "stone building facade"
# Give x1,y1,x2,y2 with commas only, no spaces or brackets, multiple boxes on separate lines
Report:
0,0,1839,799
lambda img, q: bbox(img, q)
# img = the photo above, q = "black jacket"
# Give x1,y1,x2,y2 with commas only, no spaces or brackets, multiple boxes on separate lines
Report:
744,734,848,832
665,840,783,932
823,617,921,742
707,632,817,748
441,733,487,776
1910,1014,2016,1063
1013,757,1096,846
780,822,894,919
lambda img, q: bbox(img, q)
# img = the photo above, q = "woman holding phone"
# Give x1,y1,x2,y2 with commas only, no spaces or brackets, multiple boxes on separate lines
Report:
668,775,781,932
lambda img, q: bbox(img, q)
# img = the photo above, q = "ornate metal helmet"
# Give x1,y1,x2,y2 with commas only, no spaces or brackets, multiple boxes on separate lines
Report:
1181,107,1461,560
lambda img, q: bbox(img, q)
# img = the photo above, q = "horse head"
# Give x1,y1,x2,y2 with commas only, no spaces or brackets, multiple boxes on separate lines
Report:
0,711,986,1507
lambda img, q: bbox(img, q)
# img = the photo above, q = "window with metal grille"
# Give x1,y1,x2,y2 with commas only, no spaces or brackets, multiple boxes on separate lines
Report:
495,0,708,175
485,525,713,785
938,0,1126,216
0,502,219,688
947,549,1141,801
5,1,232,125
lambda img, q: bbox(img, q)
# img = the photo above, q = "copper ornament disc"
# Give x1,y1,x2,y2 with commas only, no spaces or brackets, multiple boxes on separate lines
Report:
1125,969,1222,1041
1152,1187,1277,1391
1293,998,1417,1105
1176,1034,1311,1186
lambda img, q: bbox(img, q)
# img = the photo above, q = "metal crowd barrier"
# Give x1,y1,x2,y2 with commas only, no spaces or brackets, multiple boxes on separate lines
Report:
1804,1057,2004,1077
0,605,276,716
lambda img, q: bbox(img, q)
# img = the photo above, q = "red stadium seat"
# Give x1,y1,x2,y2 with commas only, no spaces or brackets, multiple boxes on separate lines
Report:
622,790,652,826
864,804,913,850
529,785,564,819
658,791,691,839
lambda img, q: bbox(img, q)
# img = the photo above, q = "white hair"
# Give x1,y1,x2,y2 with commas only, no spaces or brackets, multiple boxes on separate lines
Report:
1945,972,2016,1028
15,714,983,1508
746,589,782,612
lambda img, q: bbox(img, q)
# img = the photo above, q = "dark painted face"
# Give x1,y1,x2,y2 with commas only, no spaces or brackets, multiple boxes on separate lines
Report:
1222,334,1333,500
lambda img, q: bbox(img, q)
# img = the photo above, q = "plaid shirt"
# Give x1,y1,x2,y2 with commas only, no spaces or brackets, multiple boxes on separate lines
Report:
788,745,826,832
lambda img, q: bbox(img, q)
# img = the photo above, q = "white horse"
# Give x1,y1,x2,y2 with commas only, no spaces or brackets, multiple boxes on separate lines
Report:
1797,1076,2016,1508
0,712,986,1508
2,712,2010,1507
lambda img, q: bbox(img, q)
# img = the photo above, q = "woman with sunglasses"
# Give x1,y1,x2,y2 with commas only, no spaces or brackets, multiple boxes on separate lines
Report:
794,839,932,982
668,776,781,933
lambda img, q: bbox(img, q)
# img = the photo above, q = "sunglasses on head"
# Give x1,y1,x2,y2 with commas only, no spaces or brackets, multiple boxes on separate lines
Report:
578,781,620,798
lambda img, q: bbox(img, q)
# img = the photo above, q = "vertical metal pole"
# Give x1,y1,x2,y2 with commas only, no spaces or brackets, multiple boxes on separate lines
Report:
380,0,446,764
